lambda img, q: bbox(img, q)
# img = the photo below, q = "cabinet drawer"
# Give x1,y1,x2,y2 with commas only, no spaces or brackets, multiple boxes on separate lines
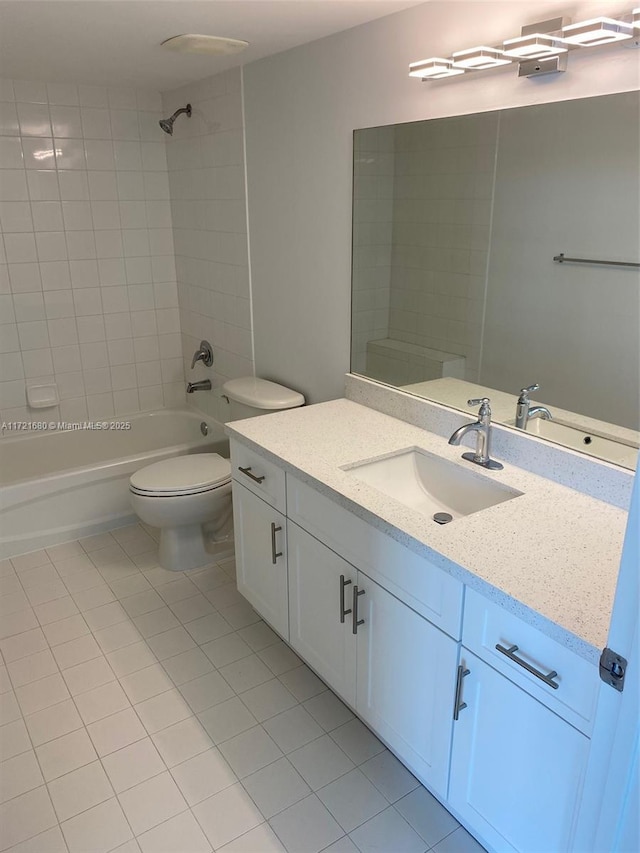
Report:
287,473,463,639
230,439,286,513
463,588,599,734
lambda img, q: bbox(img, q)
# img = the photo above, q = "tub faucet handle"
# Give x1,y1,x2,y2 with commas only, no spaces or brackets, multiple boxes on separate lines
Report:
191,340,213,369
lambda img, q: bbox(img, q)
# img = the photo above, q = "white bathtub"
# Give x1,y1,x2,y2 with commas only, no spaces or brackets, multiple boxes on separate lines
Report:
0,409,229,559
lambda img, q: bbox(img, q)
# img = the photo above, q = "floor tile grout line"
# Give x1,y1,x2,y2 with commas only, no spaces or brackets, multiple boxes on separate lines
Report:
2,532,471,853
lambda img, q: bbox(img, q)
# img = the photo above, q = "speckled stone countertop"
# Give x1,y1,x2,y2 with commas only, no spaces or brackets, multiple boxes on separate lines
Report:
226,399,628,664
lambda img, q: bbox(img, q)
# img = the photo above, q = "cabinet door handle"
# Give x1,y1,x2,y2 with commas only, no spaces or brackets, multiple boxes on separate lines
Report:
270,523,283,564
453,664,470,720
352,585,365,634
238,465,265,484
339,575,352,623
495,643,559,689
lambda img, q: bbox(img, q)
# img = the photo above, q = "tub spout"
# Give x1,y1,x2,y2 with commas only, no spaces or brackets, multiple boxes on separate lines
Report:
187,380,212,393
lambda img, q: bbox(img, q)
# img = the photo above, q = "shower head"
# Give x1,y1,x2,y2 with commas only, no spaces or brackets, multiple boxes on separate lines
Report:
159,104,192,135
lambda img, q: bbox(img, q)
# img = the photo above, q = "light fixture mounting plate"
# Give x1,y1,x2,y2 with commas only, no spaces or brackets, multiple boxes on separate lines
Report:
518,54,568,76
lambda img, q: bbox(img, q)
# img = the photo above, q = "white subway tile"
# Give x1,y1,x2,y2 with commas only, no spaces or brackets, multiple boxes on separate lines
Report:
84,139,114,171
5,233,37,263
8,262,42,292
27,170,59,201
0,170,29,202
50,106,83,138
54,138,86,170
69,259,99,289
76,316,106,343
40,261,71,291
80,108,111,140
0,137,24,168
0,102,19,136
31,201,63,232
35,232,67,262
65,231,97,261
47,317,78,347
57,170,89,201
17,103,51,137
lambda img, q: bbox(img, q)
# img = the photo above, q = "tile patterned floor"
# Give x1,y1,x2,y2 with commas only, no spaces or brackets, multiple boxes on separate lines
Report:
0,524,486,853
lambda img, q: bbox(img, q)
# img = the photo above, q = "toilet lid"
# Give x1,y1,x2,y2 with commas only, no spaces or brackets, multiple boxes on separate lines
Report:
130,453,231,496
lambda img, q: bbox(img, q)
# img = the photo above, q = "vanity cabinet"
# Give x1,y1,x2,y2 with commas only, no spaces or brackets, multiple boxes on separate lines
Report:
355,568,458,798
288,520,458,797
229,438,598,853
449,649,590,853
288,522,357,705
232,481,289,639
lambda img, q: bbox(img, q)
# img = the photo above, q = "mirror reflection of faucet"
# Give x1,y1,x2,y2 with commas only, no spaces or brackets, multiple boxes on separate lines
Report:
515,383,553,430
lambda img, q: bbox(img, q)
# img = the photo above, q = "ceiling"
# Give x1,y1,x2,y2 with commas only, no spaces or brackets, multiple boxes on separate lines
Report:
0,0,425,91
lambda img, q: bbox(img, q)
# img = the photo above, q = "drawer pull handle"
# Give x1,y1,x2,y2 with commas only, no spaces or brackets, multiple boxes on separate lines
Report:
495,643,559,689
453,664,470,720
239,465,265,484
270,523,283,564
339,575,352,623
352,585,365,634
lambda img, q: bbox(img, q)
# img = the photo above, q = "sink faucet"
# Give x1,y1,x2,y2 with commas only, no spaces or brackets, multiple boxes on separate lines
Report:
187,379,212,393
515,383,553,430
448,398,504,471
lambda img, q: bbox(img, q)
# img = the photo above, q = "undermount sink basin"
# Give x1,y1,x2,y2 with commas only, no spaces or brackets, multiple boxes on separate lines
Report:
508,418,639,469
343,447,522,522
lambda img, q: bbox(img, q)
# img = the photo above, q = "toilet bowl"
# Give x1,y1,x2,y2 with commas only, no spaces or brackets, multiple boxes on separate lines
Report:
130,453,232,571
129,377,305,572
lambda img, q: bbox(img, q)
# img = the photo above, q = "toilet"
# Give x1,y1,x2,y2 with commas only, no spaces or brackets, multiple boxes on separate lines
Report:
129,377,305,571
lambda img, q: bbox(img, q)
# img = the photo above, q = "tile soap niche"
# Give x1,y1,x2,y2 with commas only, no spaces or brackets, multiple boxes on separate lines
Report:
27,383,59,409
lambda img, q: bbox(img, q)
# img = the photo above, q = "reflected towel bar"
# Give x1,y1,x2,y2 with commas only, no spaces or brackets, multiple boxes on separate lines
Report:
553,253,640,269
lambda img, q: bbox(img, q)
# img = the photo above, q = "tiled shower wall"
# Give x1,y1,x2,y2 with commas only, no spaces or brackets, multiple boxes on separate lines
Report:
162,69,253,423
387,112,498,383
0,79,182,427
351,126,393,377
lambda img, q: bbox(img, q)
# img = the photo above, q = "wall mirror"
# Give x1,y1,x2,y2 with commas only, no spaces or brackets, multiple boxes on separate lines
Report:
350,91,639,470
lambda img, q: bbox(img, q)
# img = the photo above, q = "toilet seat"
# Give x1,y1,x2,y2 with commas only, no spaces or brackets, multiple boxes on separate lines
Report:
130,453,231,498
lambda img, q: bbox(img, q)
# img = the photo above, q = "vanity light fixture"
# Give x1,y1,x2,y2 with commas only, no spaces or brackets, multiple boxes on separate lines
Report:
411,9,637,81
561,16,633,44
452,47,512,69
502,34,568,59
409,58,465,78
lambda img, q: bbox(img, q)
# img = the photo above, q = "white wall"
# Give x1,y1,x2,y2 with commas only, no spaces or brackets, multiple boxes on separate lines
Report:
0,79,181,426
162,68,252,423
243,0,640,403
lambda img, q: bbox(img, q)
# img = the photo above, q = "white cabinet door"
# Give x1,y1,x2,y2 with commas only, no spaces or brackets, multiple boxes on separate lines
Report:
355,571,458,798
233,481,288,639
288,522,357,706
449,650,590,853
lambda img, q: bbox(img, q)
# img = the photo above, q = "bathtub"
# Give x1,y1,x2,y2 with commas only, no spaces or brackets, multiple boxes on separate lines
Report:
0,409,229,559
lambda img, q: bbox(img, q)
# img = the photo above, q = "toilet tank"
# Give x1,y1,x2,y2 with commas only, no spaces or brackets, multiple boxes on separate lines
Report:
222,377,305,421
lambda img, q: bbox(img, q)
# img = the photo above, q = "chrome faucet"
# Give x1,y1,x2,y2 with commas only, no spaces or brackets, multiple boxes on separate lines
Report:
448,397,504,470
191,340,213,369
186,379,212,393
515,383,553,430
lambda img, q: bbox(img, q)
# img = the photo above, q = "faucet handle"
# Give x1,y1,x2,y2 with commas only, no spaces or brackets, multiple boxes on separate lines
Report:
468,397,492,419
518,383,539,399
190,340,214,369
